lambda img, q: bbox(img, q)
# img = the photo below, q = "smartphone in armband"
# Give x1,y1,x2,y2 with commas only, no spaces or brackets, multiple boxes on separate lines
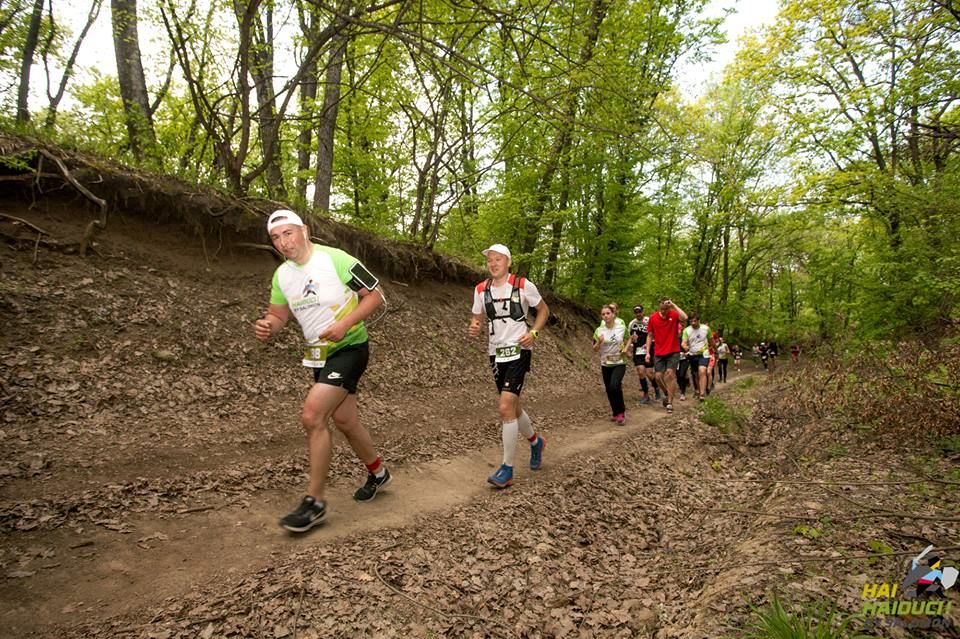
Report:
348,262,380,292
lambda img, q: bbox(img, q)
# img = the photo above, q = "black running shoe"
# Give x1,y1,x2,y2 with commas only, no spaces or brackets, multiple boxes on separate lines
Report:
279,496,326,532
354,468,392,502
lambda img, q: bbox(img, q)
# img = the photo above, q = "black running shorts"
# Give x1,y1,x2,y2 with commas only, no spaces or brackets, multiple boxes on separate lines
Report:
312,342,369,394
489,349,532,396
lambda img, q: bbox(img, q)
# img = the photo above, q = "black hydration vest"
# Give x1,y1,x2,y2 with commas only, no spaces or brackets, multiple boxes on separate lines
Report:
481,274,527,328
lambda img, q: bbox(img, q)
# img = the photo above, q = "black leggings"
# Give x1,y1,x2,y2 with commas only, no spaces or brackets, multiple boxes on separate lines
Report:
601,365,626,415
718,359,728,382
677,359,690,395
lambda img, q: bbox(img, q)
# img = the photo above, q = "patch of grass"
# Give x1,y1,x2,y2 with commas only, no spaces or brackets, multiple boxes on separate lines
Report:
67,335,91,352
936,435,960,457
699,396,746,434
793,524,823,540
867,539,894,565
734,376,756,391
825,444,847,460
743,594,871,639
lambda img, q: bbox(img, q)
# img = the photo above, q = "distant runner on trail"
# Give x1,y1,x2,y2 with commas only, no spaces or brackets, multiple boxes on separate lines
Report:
716,336,730,383
681,314,713,401
254,209,391,533
594,304,628,424
677,325,691,402
468,244,549,489
767,340,779,371
643,298,688,413
627,305,659,405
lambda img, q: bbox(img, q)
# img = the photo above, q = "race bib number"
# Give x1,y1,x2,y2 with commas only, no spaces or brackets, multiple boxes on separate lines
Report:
604,355,623,366
302,340,329,368
495,344,521,363
635,345,646,356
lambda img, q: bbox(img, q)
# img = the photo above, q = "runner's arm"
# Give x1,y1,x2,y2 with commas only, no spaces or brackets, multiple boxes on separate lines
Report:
319,288,384,342
254,304,290,341
671,302,688,323
519,299,549,347
468,313,484,338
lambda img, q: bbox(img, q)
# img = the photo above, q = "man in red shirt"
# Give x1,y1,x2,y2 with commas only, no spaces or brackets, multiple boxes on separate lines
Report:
643,298,688,413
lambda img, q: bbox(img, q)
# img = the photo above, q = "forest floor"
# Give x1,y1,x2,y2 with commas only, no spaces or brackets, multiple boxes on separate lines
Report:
1,198,958,639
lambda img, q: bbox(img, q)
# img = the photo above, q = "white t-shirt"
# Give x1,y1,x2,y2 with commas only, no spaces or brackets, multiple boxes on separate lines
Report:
270,244,369,351
472,276,542,355
717,343,730,359
594,323,627,367
684,325,710,357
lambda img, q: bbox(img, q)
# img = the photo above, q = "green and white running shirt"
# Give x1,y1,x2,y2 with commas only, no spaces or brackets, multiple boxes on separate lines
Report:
593,323,627,367
270,244,369,356
682,324,710,357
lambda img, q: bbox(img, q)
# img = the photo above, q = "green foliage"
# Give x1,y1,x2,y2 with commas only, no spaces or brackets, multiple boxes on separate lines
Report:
792,525,822,540
2,0,956,347
699,397,746,433
866,539,893,564
54,74,130,160
937,435,960,457
743,594,871,639
824,444,847,460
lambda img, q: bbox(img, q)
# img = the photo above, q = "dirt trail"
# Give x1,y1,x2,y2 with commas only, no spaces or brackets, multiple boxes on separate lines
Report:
2,382,726,637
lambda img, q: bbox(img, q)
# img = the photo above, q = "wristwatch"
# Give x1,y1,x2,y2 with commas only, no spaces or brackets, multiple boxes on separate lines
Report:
530,329,540,339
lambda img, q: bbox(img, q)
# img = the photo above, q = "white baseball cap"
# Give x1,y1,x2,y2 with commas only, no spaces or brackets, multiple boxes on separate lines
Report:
267,209,305,233
481,243,511,260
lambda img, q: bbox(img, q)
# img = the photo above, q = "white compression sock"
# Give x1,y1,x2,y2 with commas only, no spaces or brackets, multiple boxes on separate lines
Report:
517,410,536,440
501,419,519,466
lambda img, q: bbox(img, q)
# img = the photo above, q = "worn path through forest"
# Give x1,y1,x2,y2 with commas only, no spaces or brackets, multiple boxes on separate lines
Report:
2,380,738,638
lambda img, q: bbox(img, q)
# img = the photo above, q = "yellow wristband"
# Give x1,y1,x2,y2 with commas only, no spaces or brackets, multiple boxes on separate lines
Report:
530,329,540,339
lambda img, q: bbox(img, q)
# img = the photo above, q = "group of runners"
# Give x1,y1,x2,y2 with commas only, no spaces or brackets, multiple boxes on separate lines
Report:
591,301,739,422
253,220,766,532
753,341,801,369
255,224,552,532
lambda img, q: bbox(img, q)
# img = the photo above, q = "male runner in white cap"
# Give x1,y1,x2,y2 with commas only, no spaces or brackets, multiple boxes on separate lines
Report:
254,209,391,532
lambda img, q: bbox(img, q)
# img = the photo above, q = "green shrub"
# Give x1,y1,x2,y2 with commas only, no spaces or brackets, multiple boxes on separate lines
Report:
743,594,871,639
699,397,746,433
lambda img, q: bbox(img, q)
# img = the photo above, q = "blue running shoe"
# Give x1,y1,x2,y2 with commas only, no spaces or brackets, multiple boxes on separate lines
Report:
639,395,650,405
530,436,545,470
487,464,513,488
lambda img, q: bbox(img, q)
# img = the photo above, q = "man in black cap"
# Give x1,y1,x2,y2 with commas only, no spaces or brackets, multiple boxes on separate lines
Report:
626,305,658,404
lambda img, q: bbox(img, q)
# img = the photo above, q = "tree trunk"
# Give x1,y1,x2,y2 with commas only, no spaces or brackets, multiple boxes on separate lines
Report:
247,3,286,199
719,220,731,305
295,25,319,203
313,35,347,213
516,0,608,276
16,0,44,123
112,0,155,159
544,157,571,289
45,0,103,130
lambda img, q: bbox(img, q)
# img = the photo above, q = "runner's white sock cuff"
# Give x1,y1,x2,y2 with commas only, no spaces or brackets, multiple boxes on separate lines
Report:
517,410,534,439
502,419,519,466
